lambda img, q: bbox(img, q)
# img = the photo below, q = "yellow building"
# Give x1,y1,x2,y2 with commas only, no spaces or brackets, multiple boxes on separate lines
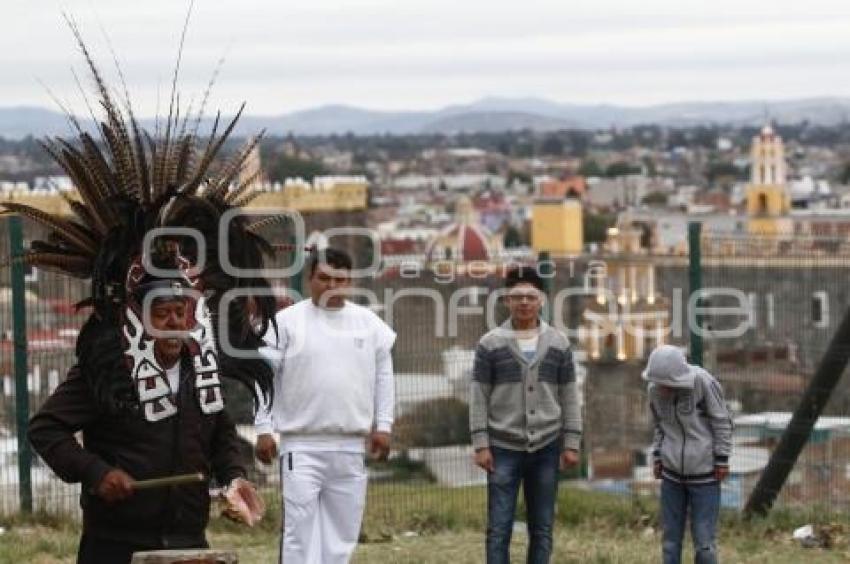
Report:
746,125,792,235
9,176,369,217
0,190,74,216
531,198,583,256
236,147,366,213
246,176,368,213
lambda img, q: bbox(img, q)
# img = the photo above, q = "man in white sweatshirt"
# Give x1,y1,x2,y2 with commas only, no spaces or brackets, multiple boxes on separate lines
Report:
255,247,396,564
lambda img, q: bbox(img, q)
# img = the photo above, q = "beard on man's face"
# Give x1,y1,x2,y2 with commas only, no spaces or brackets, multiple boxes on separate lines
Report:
155,337,184,362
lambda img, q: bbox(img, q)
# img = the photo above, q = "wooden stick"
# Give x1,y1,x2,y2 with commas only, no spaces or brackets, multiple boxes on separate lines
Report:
132,472,205,490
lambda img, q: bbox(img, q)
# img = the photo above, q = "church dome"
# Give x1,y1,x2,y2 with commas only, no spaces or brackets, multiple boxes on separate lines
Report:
426,196,494,262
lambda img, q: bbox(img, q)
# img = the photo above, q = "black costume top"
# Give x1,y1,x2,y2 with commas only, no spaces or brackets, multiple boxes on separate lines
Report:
29,356,245,548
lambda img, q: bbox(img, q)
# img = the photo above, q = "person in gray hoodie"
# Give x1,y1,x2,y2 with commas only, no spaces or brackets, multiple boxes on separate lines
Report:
645,345,732,564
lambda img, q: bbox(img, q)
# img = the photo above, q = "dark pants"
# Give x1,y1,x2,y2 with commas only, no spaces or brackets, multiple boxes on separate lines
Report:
77,533,208,564
486,440,560,564
661,479,720,564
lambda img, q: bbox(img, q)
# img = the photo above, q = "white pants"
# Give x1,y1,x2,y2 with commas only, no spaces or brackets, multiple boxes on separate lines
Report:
280,450,368,564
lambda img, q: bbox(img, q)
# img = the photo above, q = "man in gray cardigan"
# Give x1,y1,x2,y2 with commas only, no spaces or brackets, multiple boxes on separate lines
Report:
469,266,582,564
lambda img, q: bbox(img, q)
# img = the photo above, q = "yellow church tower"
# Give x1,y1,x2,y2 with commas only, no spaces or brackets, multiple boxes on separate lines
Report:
746,125,792,235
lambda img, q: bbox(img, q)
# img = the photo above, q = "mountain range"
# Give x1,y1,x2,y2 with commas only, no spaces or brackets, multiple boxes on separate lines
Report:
3,96,850,138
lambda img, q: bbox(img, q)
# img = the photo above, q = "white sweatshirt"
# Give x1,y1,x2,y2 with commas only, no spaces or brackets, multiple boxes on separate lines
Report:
255,299,396,453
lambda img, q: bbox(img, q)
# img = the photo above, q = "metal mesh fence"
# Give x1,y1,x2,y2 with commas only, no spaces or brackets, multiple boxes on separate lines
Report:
0,219,89,514
700,234,850,512
0,219,506,524
579,232,850,512
4,219,850,523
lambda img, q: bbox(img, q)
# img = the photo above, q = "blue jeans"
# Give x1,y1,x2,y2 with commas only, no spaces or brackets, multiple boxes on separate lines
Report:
486,440,560,564
661,479,720,564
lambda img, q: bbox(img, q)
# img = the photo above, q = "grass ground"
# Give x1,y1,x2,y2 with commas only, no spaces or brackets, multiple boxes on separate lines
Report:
2,483,849,563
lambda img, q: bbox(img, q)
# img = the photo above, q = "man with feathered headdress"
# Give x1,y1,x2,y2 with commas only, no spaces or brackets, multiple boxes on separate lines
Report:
6,20,279,564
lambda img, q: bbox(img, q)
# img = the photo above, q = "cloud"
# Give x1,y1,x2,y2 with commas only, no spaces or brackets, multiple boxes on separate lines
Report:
3,0,850,114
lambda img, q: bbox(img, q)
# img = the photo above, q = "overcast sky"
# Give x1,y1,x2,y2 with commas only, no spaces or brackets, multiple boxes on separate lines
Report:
5,0,850,116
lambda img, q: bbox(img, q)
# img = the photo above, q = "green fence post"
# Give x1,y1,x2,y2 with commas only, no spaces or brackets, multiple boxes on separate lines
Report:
538,251,553,323
289,237,303,297
688,222,703,368
9,215,32,513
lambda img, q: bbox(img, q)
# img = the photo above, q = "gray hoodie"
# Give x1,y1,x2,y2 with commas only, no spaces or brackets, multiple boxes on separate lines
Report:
646,346,733,484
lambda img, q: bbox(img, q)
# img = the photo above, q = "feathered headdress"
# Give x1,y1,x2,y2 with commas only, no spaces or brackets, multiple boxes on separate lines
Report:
1,16,279,418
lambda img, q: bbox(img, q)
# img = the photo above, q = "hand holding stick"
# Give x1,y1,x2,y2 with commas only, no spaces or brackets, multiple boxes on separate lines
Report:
93,471,205,503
